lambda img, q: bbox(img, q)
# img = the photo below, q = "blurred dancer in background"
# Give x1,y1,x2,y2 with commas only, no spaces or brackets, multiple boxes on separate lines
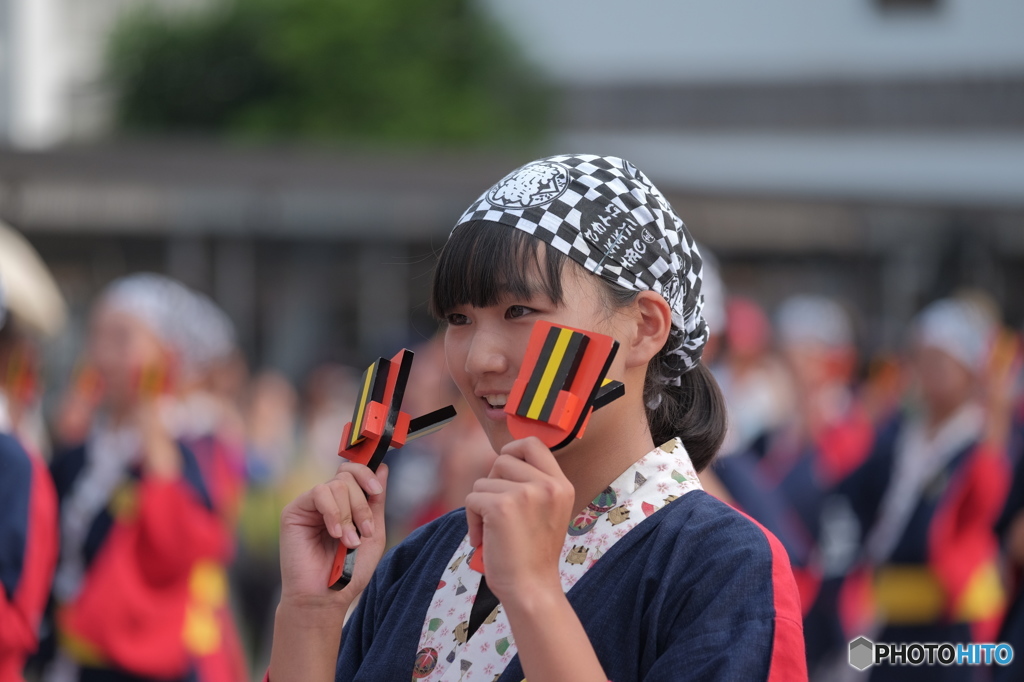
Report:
0,221,68,453
993,326,1024,682
235,369,300,672
705,290,810,607
714,296,794,459
46,274,228,682
764,295,874,675
843,297,1013,682
0,221,65,681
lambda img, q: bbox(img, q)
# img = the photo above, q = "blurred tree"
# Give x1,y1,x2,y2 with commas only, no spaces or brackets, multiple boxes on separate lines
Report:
107,0,549,145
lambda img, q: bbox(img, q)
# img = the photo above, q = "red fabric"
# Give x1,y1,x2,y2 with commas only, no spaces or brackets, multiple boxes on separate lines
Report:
837,566,875,640
0,452,59,682
60,477,226,678
187,435,248,681
718,497,818,618
789,566,821,618
193,436,246,531
814,406,874,487
928,443,1010,633
194,603,250,682
736,512,808,682
411,499,448,532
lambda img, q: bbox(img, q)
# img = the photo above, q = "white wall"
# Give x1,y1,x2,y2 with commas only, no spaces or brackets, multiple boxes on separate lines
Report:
7,0,64,147
3,0,213,148
483,0,1024,84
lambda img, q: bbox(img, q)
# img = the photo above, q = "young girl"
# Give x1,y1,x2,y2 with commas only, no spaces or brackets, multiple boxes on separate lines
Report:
47,275,229,682
269,155,807,682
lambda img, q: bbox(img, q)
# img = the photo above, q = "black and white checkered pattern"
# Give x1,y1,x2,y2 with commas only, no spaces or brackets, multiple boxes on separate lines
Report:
102,273,236,377
453,154,708,381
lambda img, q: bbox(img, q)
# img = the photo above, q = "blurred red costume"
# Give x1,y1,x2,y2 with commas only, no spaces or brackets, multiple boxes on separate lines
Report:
50,442,229,681
0,433,59,682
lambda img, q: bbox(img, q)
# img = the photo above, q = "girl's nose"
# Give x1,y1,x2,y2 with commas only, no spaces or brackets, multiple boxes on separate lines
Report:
464,330,510,377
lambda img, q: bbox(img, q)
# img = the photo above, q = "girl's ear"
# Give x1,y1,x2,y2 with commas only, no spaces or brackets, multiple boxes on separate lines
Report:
623,291,673,369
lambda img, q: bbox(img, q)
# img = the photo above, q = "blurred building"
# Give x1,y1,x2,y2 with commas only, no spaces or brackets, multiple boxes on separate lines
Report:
1,0,1023,379
0,0,212,147
486,0,1024,349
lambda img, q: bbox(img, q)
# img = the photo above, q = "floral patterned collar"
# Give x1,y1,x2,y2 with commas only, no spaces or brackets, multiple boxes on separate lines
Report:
410,438,703,681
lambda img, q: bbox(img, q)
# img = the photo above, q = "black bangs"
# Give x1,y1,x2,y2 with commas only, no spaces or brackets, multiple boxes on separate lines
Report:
430,220,568,320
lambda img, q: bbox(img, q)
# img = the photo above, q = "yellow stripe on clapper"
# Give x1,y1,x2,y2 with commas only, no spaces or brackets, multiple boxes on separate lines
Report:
349,361,377,448
526,327,574,420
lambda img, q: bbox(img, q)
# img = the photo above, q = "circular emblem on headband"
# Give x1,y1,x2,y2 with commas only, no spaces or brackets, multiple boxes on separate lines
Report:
486,161,570,209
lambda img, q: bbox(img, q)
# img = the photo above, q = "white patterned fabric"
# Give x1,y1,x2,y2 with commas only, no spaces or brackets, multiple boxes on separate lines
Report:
410,438,703,681
52,418,142,603
452,154,708,383
100,273,235,377
864,402,984,565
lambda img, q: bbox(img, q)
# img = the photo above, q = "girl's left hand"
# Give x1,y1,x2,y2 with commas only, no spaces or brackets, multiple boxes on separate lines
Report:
465,437,575,604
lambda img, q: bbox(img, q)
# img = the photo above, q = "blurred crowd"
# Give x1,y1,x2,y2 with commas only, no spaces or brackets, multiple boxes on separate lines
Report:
2,218,1024,682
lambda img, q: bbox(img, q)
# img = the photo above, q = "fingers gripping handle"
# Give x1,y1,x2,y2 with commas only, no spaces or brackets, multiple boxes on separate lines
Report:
330,546,360,591
327,350,457,590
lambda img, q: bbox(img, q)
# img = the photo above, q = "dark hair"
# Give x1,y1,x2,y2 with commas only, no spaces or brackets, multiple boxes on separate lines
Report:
430,220,726,471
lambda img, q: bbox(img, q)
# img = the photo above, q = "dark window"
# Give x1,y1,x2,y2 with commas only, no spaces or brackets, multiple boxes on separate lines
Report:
876,0,940,10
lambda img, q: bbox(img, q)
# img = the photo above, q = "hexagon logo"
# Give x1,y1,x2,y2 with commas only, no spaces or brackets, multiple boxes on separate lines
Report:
849,637,874,671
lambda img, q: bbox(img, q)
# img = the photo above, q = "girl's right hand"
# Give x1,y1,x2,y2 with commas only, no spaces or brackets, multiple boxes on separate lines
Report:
278,463,389,609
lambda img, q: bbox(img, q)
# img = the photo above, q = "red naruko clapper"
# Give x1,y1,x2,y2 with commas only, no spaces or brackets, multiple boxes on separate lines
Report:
468,321,624,574
328,348,456,590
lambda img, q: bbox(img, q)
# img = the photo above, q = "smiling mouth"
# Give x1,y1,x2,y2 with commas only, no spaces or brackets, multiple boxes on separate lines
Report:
482,395,508,409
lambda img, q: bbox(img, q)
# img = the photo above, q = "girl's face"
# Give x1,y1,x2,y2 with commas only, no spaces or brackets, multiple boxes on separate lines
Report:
443,265,628,452
89,305,171,409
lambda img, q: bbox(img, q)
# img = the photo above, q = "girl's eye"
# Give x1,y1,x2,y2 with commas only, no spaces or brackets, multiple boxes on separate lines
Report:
446,313,470,326
506,305,534,320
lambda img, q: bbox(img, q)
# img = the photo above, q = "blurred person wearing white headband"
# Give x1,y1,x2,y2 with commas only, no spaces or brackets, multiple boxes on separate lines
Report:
0,221,64,682
841,296,1016,682
45,274,230,682
759,295,875,676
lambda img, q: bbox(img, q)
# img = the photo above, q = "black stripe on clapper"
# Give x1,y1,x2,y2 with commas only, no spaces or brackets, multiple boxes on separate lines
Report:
537,332,588,422
515,326,562,418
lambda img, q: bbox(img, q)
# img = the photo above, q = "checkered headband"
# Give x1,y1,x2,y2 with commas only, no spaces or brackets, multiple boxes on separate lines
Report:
453,154,708,382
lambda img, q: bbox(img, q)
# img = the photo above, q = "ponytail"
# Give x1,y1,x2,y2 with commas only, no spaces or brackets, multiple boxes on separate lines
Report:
644,359,726,472
600,279,727,472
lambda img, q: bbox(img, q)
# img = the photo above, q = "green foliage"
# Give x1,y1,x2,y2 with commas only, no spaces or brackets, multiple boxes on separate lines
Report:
107,0,549,145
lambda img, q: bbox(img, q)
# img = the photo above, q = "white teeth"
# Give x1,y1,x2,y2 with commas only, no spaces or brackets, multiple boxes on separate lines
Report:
485,395,508,408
